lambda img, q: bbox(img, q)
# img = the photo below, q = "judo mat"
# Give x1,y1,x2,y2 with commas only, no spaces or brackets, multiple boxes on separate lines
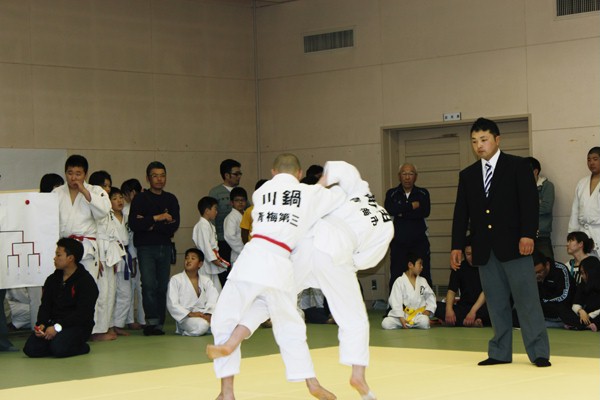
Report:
1,346,598,400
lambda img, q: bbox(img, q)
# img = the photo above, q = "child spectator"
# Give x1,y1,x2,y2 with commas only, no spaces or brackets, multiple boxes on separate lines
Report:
240,179,268,244
193,196,229,292
224,187,248,265
561,257,600,332
109,187,132,336
120,178,145,330
382,253,436,329
23,238,99,358
566,231,598,284
88,172,122,341
167,248,219,336
299,288,334,324
435,241,489,327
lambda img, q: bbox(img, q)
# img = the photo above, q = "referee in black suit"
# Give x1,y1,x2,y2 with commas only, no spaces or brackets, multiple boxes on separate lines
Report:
450,117,550,367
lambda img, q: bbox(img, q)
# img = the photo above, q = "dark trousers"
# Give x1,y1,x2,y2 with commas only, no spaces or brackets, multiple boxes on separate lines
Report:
0,289,16,351
479,251,550,362
559,308,600,330
217,240,231,288
435,301,490,326
23,326,91,358
137,244,171,326
389,236,431,291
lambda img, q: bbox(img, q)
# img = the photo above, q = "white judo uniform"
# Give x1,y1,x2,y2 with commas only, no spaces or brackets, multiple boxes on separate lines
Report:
167,271,219,336
382,274,436,330
568,175,600,251
6,287,41,329
111,213,133,329
54,182,111,279
292,161,394,367
193,217,227,292
93,210,127,334
211,172,345,381
224,209,244,265
123,202,145,326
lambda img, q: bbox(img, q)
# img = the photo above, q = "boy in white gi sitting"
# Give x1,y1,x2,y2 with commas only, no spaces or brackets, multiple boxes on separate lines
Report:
382,252,436,330
167,248,219,336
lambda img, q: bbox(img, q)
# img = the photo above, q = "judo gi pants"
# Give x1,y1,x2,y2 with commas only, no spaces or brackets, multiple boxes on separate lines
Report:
211,280,315,381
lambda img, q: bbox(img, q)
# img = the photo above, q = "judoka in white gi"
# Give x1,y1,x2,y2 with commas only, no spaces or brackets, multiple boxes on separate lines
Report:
206,153,345,400
109,189,134,336
121,184,145,329
92,190,127,340
53,155,111,281
568,147,600,251
167,248,219,336
224,187,248,265
382,253,437,330
292,161,394,400
193,197,229,293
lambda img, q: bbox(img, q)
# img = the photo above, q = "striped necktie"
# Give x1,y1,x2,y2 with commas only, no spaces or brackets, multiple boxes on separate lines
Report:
484,162,493,197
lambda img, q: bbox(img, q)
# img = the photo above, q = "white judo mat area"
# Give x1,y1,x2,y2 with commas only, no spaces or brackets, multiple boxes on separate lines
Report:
2,346,598,399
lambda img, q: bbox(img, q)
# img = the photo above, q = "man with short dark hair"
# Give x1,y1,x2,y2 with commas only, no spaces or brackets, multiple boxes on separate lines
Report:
532,251,575,328
23,238,98,358
129,161,180,336
209,159,243,285
450,117,550,367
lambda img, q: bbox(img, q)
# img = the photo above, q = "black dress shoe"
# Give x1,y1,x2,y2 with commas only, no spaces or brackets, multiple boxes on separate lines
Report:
143,325,164,336
534,358,551,367
478,358,511,366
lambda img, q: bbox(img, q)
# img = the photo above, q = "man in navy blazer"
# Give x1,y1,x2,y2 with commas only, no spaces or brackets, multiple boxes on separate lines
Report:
450,117,550,367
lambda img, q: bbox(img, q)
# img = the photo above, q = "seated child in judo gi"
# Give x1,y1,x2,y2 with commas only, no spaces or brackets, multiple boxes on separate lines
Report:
382,252,436,330
167,248,220,336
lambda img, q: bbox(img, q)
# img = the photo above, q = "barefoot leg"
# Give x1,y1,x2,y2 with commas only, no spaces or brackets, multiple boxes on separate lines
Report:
350,365,376,399
207,325,251,360
113,327,130,336
306,377,337,400
216,376,235,400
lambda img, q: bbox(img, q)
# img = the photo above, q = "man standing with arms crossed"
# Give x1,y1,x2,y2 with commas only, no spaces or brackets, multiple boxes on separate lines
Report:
450,118,550,367
129,162,180,336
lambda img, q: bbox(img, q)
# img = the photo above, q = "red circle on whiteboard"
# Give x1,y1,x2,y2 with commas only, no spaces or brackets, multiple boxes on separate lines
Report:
25,200,30,205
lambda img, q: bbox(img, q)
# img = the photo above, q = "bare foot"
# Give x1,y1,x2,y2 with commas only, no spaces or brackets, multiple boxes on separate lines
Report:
350,377,374,398
113,327,130,336
128,322,143,330
91,332,117,341
588,323,598,332
474,318,483,328
306,378,337,400
207,344,233,360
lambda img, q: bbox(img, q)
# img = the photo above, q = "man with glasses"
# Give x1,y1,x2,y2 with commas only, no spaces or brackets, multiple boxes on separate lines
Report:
209,159,243,287
384,163,432,290
129,161,180,336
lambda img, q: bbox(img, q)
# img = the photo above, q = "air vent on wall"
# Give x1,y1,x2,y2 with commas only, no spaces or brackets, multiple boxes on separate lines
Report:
556,0,600,16
304,29,354,53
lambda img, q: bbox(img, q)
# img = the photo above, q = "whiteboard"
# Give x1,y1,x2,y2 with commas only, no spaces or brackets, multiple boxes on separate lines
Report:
0,148,67,191
0,193,59,289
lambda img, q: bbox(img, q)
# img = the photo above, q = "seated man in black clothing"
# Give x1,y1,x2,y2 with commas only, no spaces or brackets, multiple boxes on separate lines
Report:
23,238,99,358
532,251,575,328
436,240,490,327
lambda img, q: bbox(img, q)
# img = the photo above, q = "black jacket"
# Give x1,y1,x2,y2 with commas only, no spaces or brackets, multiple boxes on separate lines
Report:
37,264,99,332
451,152,538,265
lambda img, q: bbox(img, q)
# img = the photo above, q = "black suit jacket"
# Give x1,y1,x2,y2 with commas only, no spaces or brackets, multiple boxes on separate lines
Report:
451,151,538,265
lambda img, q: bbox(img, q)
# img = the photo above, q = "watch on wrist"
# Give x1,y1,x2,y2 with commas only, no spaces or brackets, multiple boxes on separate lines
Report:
53,323,63,333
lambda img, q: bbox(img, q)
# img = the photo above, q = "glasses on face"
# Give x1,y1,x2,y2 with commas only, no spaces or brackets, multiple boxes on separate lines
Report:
230,172,243,177
150,174,166,179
